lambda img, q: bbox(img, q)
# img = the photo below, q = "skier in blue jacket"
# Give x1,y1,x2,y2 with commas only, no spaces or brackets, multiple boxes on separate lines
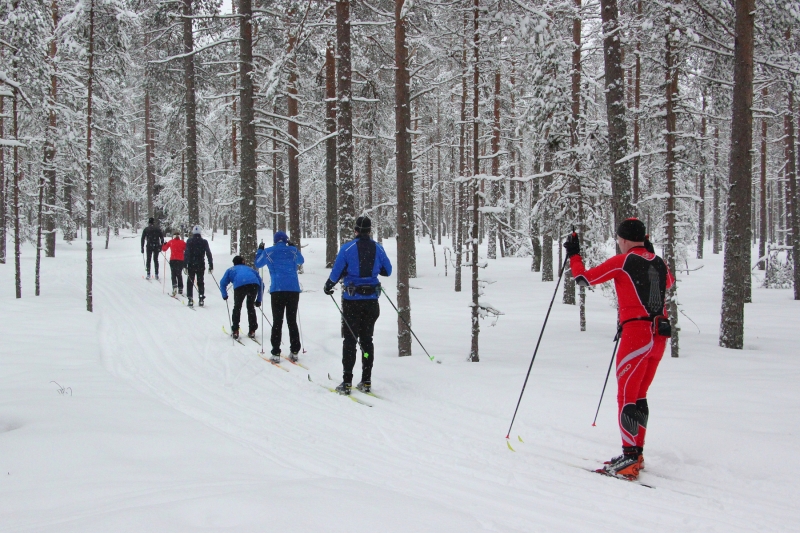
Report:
323,216,392,395
255,231,305,362
219,255,264,340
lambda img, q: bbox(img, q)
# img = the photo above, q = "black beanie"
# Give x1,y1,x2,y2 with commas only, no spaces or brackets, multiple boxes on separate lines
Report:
617,218,646,242
355,216,372,234
148,217,155,225
232,255,244,265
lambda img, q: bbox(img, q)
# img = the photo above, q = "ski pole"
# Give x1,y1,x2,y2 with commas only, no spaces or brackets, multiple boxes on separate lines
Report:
329,293,367,357
505,254,570,444
211,271,234,345
379,287,434,361
260,268,265,349
592,332,621,426
161,251,168,293
297,304,307,353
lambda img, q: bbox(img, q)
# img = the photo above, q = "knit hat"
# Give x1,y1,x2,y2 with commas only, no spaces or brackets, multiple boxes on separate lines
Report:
616,218,646,242
273,231,289,244
355,216,372,234
192,225,202,235
232,255,244,265
148,217,155,225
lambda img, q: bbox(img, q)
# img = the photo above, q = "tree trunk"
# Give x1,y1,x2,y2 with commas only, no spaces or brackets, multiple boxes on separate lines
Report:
145,91,155,219
183,0,199,226
600,0,633,227
13,68,21,298
713,126,721,254
664,12,680,356
395,0,413,357
325,36,337,267
469,0,480,362
287,30,301,255
541,146,554,282
632,0,642,210
455,32,468,292
787,88,799,299
238,0,257,266
35,168,45,295
564,0,582,307
44,0,58,257
85,0,95,312
719,0,754,349
488,69,500,260
758,87,768,269
0,92,5,264
337,0,355,244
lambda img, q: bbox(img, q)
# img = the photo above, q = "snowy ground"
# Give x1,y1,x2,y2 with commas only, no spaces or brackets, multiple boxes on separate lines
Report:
1,230,798,532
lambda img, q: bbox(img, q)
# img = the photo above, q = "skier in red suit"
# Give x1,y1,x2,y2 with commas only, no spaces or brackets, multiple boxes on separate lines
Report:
564,218,674,480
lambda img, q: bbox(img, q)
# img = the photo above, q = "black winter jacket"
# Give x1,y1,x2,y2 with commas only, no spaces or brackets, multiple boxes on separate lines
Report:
185,234,213,269
141,224,164,251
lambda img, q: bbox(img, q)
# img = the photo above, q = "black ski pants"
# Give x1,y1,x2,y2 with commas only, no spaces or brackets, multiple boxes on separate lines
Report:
270,291,300,356
232,283,259,333
341,299,380,384
169,260,184,291
146,248,160,276
186,265,205,299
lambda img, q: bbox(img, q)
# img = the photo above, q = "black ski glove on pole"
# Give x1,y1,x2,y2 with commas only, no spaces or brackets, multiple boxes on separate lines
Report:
258,242,265,250
323,279,336,295
563,232,581,258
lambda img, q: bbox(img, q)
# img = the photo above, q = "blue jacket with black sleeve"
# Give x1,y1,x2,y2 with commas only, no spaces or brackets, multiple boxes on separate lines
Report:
219,264,264,302
255,242,304,292
328,235,392,300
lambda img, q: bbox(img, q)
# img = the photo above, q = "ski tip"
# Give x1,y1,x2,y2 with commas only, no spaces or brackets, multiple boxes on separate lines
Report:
327,373,332,380
517,435,524,443
506,440,515,452
307,374,312,382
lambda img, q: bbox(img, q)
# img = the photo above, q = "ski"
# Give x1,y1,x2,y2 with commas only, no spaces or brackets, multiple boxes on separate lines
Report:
308,374,372,407
246,335,261,346
328,372,382,399
589,468,655,489
222,326,246,346
282,355,309,370
258,352,289,372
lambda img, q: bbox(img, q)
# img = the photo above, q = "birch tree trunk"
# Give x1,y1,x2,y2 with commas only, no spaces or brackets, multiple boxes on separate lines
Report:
719,0,755,349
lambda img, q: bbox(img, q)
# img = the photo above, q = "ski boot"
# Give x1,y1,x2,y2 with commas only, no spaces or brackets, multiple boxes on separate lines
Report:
289,352,299,363
199,296,205,307
155,274,159,281
335,382,352,396
146,274,151,280
598,448,641,480
248,331,257,341
231,329,240,340
171,287,178,297
178,288,183,295
187,298,194,307
355,381,371,394
604,446,644,471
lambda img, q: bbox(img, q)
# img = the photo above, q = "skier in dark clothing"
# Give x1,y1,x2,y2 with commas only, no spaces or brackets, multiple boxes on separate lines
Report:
219,255,263,340
141,217,164,280
255,231,305,363
324,216,392,395
564,218,674,481
184,225,213,308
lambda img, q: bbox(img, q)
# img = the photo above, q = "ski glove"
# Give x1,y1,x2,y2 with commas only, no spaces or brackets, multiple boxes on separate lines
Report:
222,296,228,301
563,233,581,258
209,266,213,273
141,249,144,254
323,279,336,296
258,242,265,250
254,301,261,308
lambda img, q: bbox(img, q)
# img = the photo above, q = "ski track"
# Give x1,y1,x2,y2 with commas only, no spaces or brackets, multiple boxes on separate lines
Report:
3,233,796,531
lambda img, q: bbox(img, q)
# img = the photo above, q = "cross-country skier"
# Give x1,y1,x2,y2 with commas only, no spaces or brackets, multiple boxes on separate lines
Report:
184,225,213,308
564,218,674,480
255,231,305,363
141,217,164,280
219,255,264,341
323,216,392,395
162,232,186,296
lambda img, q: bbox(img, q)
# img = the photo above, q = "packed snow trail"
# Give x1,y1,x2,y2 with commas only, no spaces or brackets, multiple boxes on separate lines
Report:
2,232,799,531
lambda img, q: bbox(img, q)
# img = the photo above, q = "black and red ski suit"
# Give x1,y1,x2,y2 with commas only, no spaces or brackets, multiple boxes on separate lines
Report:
570,247,674,450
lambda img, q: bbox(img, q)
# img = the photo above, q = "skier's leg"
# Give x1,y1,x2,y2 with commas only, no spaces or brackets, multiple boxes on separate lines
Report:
153,249,159,277
633,335,667,448
341,299,358,383
170,260,178,289
285,292,300,354
197,268,205,298
146,249,153,275
615,322,655,449
176,260,184,291
186,268,195,299
231,286,246,332
245,284,258,333
359,300,380,383
270,292,285,355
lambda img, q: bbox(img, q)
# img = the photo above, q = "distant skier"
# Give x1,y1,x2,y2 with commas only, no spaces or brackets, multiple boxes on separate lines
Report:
323,216,392,395
140,217,164,280
564,218,674,480
219,255,264,341
255,231,305,363
162,232,186,296
184,225,213,308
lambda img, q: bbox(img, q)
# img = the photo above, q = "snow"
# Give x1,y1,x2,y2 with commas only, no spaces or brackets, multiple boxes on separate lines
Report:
1,232,798,531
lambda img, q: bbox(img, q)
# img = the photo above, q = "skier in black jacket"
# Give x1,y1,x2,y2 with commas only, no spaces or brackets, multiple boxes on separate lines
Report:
140,217,164,280
184,225,213,307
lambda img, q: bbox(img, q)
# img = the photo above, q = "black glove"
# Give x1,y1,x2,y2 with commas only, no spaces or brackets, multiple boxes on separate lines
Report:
258,242,265,250
208,266,213,273
141,249,144,254
183,268,188,276
223,296,228,301
323,279,336,295
563,232,581,258
255,301,261,308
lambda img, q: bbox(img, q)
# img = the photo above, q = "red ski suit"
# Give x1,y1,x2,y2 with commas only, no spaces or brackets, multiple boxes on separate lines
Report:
570,247,674,449
162,238,186,261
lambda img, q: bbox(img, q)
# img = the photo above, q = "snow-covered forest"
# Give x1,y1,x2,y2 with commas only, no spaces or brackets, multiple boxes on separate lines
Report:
1,0,800,529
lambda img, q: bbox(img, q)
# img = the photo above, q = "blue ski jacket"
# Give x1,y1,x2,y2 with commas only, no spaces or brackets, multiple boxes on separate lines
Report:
219,264,264,302
255,242,304,293
328,235,392,300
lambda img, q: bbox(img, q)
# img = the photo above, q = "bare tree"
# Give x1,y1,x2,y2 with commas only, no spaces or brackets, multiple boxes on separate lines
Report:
86,0,96,312
239,0,257,266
